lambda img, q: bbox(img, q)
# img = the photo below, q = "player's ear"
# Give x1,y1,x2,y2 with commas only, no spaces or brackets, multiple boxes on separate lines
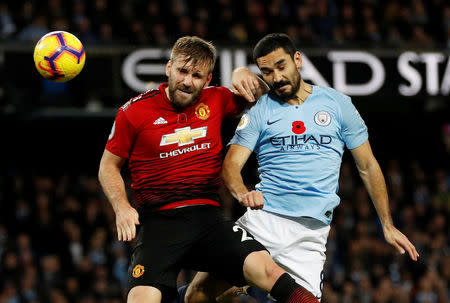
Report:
165,60,172,77
204,73,212,88
294,51,302,69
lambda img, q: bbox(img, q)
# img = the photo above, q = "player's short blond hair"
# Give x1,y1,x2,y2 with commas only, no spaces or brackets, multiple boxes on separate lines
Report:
170,36,216,73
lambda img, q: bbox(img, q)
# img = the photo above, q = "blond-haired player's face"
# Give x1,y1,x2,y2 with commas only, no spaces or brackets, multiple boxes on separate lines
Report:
166,56,212,108
256,48,302,102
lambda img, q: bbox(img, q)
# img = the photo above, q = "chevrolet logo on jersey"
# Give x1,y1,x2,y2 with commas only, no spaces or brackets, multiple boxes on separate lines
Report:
160,126,207,147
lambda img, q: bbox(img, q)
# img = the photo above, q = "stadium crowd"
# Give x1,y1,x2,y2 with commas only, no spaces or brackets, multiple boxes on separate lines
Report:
0,137,449,303
0,0,449,303
0,0,450,48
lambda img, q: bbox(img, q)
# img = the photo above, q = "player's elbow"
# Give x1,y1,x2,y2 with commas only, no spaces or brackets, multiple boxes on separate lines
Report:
98,156,113,186
98,163,106,187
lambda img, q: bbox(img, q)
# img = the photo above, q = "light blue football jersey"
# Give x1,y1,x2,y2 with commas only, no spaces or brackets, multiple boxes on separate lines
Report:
230,85,368,225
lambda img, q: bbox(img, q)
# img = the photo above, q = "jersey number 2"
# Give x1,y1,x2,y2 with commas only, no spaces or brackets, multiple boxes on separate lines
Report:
233,225,254,242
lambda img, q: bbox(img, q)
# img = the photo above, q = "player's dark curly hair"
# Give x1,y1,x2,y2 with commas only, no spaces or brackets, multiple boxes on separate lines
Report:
253,33,297,64
171,36,216,73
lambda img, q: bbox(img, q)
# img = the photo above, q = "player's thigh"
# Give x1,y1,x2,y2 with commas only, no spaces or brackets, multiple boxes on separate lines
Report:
277,219,328,299
187,212,267,286
128,240,180,292
128,214,195,301
128,285,162,303
238,211,329,298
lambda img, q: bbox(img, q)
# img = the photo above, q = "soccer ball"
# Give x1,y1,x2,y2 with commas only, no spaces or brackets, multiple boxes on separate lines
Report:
33,31,86,82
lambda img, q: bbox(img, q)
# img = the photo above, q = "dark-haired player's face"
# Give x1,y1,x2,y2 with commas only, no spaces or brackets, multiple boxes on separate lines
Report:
256,48,302,102
166,56,212,108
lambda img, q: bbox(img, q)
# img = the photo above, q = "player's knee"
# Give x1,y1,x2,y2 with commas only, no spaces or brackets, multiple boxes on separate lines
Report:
243,251,284,291
128,285,162,303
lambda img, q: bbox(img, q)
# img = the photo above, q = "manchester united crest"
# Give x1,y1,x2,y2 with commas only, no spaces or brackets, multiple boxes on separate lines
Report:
132,265,145,278
195,103,210,120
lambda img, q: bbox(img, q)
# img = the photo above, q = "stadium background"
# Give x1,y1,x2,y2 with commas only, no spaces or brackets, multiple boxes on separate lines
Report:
0,1,449,302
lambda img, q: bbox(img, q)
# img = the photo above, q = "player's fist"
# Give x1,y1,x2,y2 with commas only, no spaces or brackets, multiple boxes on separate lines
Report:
231,67,269,102
238,190,264,209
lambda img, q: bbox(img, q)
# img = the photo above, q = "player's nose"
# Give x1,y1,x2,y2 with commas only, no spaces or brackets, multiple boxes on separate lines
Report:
182,74,193,87
273,70,283,82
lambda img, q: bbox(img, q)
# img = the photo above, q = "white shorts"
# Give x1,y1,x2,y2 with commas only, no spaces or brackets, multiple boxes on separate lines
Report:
237,209,330,300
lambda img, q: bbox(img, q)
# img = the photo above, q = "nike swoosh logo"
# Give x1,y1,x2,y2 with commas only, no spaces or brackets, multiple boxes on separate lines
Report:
267,119,281,125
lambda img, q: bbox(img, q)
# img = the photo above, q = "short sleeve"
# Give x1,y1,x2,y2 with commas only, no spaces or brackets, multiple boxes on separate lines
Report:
105,109,136,159
340,97,369,149
229,105,262,151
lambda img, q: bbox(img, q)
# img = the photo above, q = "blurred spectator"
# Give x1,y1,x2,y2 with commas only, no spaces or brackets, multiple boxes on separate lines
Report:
363,19,382,44
0,154,448,302
409,25,435,47
47,0,65,19
386,25,405,47
228,23,249,44
442,123,450,155
111,242,128,289
16,1,35,30
72,0,87,28
128,20,150,45
311,0,339,43
0,0,448,47
0,281,20,303
266,0,288,33
0,3,16,39
40,254,63,288
75,16,97,45
91,0,110,31
50,16,70,32
88,227,108,266
193,21,208,39
176,15,193,37
150,23,170,46
62,218,83,267
17,15,48,41
213,0,236,41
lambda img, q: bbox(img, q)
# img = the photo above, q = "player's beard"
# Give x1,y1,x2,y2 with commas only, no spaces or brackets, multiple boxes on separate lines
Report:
272,71,301,102
167,82,202,109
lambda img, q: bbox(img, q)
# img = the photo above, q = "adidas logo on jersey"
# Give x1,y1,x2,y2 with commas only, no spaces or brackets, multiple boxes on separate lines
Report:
153,117,168,125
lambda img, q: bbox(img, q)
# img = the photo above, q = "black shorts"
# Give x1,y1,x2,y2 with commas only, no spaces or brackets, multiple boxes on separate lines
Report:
128,205,267,300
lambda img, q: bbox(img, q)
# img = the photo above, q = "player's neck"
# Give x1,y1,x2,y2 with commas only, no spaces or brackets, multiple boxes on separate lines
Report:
164,87,171,101
287,79,312,106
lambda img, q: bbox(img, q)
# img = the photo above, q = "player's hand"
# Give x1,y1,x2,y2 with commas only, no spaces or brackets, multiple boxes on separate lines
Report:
238,190,264,210
382,224,419,261
115,204,140,241
231,67,269,102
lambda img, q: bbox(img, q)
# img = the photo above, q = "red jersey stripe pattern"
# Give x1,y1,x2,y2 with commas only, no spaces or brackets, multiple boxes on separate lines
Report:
105,83,245,214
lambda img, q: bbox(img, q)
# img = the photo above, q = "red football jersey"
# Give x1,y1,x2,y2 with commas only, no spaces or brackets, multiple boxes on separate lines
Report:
105,83,245,214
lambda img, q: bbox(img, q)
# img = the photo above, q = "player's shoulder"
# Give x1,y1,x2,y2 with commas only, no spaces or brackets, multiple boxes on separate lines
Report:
202,85,233,96
252,92,278,110
313,85,351,104
199,86,236,108
120,88,161,112
241,93,274,120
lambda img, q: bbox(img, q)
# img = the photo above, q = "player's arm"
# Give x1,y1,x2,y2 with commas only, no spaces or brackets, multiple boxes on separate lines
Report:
221,144,264,209
98,149,140,241
231,67,269,102
350,140,419,261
